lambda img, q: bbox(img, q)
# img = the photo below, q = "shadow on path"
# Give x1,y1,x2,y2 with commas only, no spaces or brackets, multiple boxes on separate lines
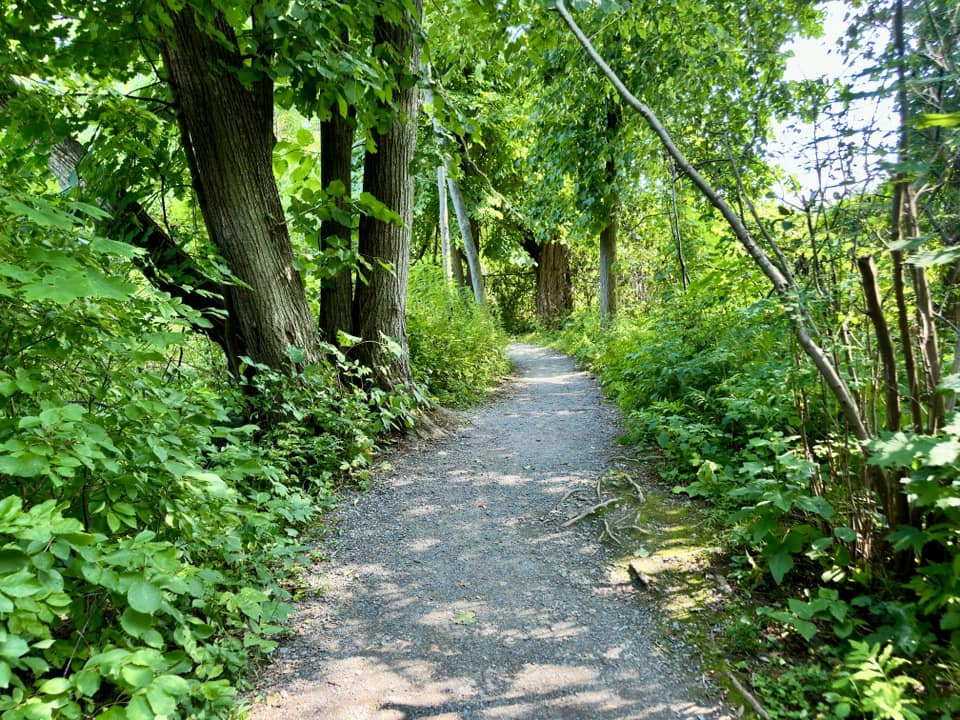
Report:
248,344,725,720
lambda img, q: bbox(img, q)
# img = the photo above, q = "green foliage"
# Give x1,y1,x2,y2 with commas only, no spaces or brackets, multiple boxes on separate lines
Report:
407,264,510,407
747,661,836,720
0,182,399,717
826,642,924,720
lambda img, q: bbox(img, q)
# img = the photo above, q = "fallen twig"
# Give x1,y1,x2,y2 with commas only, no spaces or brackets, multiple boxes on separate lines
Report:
551,487,587,511
624,474,646,501
601,517,621,544
562,497,618,527
724,670,773,720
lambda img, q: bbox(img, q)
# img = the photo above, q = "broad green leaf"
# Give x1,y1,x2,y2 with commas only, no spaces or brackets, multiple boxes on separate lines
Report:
74,669,101,697
38,677,71,695
767,550,793,585
127,578,162,614
451,610,477,625
120,608,154,638
146,683,178,716
121,664,154,690
0,634,29,660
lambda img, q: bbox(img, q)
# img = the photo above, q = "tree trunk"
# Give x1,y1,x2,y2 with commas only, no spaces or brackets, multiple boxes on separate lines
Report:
437,164,453,283
352,0,421,389
599,184,618,323
536,241,573,326
445,164,484,304
40,118,246,375
451,246,467,288
320,108,355,345
159,4,318,372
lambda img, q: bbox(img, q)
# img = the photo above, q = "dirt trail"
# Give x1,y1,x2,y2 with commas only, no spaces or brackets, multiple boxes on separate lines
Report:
248,344,727,719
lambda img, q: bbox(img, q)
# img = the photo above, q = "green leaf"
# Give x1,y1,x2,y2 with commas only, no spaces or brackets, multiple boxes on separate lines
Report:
296,127,314,146
120,608,154,638
768,550,793,585
0,548,30,573
916,111,960,129
941,612,960,631
0,661,10,689
126,693,155,720
0,635,30,661
74,669,101,697
38,677,71,695
145,683,178,716
121,664,154,690
0,495,22,521
127,578,162,614
451,610,477,625
834,526,858,543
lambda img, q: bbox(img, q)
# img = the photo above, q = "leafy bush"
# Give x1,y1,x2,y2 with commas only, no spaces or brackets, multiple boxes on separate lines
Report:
407,264,510,407
0,186,394,717
547,281,960,717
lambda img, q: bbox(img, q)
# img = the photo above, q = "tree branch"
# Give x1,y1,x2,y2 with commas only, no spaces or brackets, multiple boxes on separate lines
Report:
553,0,871,444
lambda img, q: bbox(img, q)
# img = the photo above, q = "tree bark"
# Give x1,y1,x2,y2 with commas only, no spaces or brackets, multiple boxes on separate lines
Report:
599,188,618,323
159,4,319,372
320,107,355,346
437,165,453,283
536,241,573,325
445,166,484,304
352,0,422,389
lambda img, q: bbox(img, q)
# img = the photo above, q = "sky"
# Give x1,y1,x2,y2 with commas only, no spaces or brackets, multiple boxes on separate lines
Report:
769,0,897,200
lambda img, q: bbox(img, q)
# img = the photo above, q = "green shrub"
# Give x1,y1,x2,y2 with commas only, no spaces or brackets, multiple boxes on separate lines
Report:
0,186,398,717
407,264,510,407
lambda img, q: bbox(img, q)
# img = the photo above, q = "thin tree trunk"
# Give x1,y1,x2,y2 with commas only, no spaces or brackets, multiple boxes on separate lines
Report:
451,246,467,288
445,166,484,304
437,165,453,283
669,163,689,290
352,0,422,388
159,4,318,371
320,107,355,345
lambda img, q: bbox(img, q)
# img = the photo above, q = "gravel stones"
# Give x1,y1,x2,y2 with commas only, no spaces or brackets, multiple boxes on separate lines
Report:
247,344,729,720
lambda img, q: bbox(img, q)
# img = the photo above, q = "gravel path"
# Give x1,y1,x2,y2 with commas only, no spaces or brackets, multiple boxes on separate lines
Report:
248,343,727,720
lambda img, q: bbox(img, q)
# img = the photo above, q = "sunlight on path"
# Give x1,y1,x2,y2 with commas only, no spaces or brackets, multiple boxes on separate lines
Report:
248,344,726,720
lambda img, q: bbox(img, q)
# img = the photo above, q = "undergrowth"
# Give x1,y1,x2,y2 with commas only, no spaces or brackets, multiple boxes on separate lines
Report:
543,292,960,720
0,191,502,718
407,264,511,408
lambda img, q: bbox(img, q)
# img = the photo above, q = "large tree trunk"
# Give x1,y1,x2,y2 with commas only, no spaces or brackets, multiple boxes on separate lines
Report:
352,0,422,389
536,241,573,325
159,5,319,372
320,108,355,345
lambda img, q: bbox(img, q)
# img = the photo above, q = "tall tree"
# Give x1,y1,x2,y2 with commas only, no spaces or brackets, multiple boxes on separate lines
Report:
319,107,356,345
353,0,423,388
159,4,319,371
